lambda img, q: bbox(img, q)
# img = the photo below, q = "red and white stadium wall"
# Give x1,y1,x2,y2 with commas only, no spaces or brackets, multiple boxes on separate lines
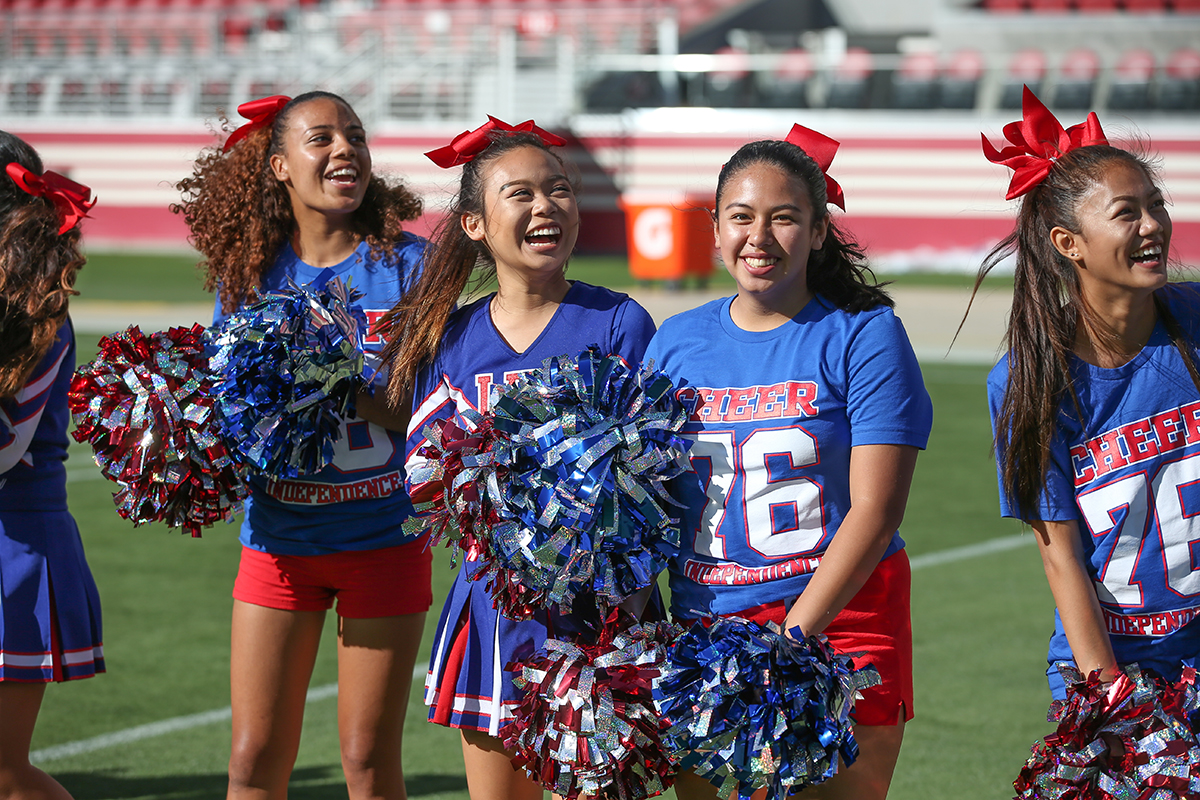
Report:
10,109,1200,270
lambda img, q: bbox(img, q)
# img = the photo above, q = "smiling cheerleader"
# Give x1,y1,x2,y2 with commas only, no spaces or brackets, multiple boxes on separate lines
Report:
174,92,430,800
377,117,657,800
645,126,932,800
976,88,1200,791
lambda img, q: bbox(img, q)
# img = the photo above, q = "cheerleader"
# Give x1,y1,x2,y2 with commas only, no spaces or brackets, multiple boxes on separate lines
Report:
645,127,932,799
378,118,656,800
981,91,1196,715
0,131,102,800
174,92,430,800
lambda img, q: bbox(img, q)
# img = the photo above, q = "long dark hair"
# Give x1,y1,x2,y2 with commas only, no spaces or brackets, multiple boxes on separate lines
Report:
716,139,892,312
970,144,1199,517
0,131,86,399
376,132,573,404
173,90,423,313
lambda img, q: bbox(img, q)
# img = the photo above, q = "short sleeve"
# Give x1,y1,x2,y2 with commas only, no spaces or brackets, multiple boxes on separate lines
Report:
395,233,428,294
610,299,656,366
845,310,933,449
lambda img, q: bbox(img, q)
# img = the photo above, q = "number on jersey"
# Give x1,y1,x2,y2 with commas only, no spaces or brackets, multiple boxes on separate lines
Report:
685,427,827,560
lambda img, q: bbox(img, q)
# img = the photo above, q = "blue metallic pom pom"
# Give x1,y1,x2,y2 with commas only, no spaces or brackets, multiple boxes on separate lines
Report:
652,616,879,800
410,345,693,619
207,273,369,479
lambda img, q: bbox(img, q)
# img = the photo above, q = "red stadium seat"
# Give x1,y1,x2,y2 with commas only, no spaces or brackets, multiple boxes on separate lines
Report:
705,45,751,107
1159,48,1200,108
758,47,812,108
59,79,90,114
892,50,939,109
941,48,984,108
1000,48,1046,107
9,80,44,113
1075,0,1118,11
944,47,985,81
1122,0,1166,9
1028,0,1069,10
827,46,873,108
221,12,253,53
1060,47,1100,80
1114,48,1156,80
982,0,1026,11
1170,0,1200,10
1166,46,1200,78
1109,49,1155,109
1053,47,1098,108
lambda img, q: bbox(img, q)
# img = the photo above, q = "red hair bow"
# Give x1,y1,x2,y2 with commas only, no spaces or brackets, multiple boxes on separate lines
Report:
223,94,292,153
983,86,1108,200
6,162,96,235
425,115,567,168
784,123,845,211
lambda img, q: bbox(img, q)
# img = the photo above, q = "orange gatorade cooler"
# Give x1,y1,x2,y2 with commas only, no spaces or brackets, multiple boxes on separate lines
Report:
620,194,716,286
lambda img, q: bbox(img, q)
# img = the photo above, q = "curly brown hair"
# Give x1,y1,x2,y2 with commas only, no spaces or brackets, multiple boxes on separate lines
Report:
172,91,423,314
0,131,86,400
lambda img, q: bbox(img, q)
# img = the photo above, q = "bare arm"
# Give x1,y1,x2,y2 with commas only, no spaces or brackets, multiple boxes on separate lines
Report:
1030,518,1118,682
784,444,919,637
353,387,412,434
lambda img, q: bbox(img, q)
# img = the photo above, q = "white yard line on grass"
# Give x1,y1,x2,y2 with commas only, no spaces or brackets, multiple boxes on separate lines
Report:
66,465,102,483
31,532,1033,764
32,682,343,763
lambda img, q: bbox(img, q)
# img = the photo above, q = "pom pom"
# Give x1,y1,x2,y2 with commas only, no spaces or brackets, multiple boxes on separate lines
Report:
1014,663,1200,799
68,324,246,537
207,274,369,478
501,610,683,800
407,346,693,618
402,408,503,567
652,616,880,800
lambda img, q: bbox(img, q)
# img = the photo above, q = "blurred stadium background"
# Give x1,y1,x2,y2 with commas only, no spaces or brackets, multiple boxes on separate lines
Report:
2,0,1199,271
9,3,1200,794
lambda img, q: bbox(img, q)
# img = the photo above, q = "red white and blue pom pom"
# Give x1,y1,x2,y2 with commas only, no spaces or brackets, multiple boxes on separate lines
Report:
652,616,880,800
407,346,692,619
403,408,504,568
1014,663,1200,799
207,273,369,478
68,324,246,537
501,610,683,800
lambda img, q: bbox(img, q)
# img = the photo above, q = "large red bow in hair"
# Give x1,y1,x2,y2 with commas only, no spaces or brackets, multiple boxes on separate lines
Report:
6,162,96,235
784,123,845,211
223,95,292,153
983,86,1108,200
425,116,567,168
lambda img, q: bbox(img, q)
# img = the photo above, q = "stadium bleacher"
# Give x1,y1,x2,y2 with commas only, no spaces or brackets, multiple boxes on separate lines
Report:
1,0,1198,118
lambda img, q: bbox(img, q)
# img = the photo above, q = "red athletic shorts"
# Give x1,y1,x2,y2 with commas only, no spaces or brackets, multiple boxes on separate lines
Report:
733,549,913,727
233,536,432,618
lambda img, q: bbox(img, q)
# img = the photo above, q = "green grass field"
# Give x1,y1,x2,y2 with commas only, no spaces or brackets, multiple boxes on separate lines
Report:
37,253,1049,799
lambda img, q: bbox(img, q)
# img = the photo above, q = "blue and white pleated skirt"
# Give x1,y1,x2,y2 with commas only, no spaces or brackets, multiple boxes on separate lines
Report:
424,563,597,737
0,509,104,682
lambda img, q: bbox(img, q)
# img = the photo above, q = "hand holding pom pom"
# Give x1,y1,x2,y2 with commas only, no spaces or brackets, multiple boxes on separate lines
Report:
1014,662,1200,800
652,616,880,800
501,609,683,800
407,346,693,619
68,324,246,537
207,273,369,478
